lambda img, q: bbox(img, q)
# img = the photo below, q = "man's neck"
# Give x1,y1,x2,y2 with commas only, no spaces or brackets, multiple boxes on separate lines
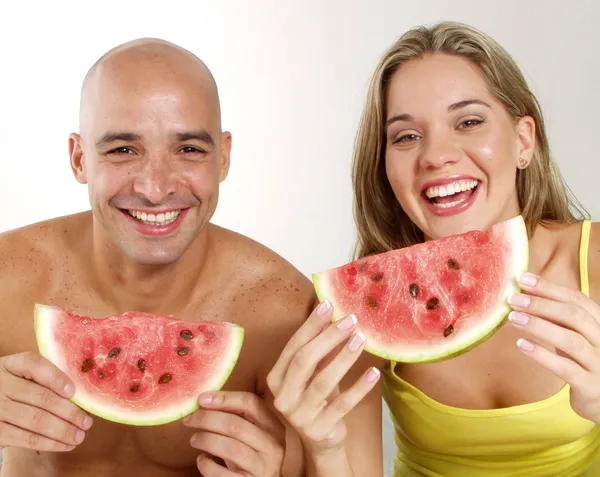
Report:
88,223,212,314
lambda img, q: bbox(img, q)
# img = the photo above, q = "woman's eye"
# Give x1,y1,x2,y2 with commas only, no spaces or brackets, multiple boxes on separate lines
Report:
393,134,420,144
459,119,484,129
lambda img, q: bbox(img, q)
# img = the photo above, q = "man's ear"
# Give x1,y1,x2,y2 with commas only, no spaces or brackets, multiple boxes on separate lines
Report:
218,131,232,182
69,133,88,184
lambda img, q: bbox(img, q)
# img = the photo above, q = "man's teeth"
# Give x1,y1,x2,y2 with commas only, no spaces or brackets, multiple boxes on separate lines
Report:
424,180,479,199
127,210,182,225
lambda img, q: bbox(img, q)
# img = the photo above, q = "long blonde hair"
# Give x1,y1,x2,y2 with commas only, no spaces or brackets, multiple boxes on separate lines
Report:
352,21,588,259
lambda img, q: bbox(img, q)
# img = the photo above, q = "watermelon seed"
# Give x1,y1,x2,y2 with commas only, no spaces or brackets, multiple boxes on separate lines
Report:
137,359,146,372
97,369,106,379
177,347,189,356
159,373,172,384
180,330,194,340
447,259,460,270
130,383,140,393
81,359,93,373
444,325,454,337
371,272,384,282
426,298,439,310
365,296,378,308
409,283,419,298
107,347,121,358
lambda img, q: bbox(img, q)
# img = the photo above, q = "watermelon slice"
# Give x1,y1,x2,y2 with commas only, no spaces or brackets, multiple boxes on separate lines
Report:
312,216,529,363
34,305,244,426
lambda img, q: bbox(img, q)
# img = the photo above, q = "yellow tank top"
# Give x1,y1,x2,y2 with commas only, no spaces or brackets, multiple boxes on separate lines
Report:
382,220,599,477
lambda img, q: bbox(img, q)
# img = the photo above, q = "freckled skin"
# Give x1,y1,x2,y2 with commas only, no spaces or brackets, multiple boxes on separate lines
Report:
0,39,316,477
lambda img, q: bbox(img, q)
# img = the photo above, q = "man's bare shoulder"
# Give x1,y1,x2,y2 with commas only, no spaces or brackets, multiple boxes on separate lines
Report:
208,225,317,387
209,224,316,314
0,212,91,298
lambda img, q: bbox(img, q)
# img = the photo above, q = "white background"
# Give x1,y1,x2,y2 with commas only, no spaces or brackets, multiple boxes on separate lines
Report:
1,1,598,474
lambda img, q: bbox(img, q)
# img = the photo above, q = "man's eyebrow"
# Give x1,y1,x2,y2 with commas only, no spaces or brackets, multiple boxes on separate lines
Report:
384,99,492,130
95,132,141,148
172,130,215,147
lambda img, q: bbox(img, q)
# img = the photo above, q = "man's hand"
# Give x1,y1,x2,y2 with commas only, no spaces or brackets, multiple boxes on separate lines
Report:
183,391,286,476
0,351,93,452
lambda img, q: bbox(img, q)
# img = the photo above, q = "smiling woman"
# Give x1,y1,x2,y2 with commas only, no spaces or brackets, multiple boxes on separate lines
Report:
266,20,600,477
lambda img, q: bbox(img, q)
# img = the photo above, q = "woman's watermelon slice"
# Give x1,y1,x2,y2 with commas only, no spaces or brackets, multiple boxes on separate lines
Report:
34,305,244,426
312,215,529,363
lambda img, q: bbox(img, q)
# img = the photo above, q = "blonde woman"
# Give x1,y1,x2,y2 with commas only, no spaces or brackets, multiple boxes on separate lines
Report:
268,22,600,476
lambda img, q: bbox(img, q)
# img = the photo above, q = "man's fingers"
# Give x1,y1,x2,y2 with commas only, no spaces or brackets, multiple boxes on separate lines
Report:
0,399,85,446
267,300,333,393
182,408,280,454
193,391,284,441
6,375,92,431
2,352,74,399
0,421,76,452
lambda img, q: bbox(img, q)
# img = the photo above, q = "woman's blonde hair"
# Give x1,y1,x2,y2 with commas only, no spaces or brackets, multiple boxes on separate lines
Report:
352,21,588,259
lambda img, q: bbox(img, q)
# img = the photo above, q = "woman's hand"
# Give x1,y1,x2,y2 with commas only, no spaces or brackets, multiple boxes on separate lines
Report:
509,272,600,424
266,300,381,459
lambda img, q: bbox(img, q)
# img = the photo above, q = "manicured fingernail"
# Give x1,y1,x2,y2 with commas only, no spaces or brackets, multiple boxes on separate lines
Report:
182,414,191,423
508,294,531,308
199,393,214,406
190,434,197,446
82,416,93,430
75,430,85,444
337,314,357,331
348,332,365,352
517,273,538,287
517,338,534,352
508,311,530,326
316,300,332,316
365,367,380,383
63,383,74,396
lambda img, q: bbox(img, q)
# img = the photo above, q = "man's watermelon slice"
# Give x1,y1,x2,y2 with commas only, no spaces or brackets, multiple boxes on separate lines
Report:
34,305,244,426
312,215,529,363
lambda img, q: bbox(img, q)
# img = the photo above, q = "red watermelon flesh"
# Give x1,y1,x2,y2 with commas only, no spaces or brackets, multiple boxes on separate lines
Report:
312,216,529,363
34,304,244,426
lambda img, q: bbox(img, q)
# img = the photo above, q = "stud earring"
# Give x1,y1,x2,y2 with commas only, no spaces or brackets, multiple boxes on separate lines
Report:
517,158,528,169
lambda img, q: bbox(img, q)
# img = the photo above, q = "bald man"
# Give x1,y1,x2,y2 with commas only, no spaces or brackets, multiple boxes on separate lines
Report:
0,39,383,477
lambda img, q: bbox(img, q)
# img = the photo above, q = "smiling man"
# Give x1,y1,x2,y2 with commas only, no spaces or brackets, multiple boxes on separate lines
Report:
0,38,383,476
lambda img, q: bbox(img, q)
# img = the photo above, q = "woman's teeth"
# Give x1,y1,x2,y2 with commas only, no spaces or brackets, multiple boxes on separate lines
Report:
424,180,479,209
127,210,182,225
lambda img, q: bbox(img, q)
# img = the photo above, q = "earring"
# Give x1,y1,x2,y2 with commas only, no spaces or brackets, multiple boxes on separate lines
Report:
517,158,528,169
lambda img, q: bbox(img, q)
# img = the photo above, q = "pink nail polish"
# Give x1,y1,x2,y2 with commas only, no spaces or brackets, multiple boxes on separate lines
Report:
198,394,214,405
518,273,538,287
82,416,93,430
348,332,365,352
517,338,535,352
337,314,357,331
365,367,380,383
508,312,530,326
508,294,531,308
316,300,331,316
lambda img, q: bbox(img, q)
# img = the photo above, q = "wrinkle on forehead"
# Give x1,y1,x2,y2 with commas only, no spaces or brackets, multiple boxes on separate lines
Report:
78,38,221,135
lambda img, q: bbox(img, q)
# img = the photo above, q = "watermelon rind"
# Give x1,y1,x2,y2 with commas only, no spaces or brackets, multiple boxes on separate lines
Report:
312,215,529,363
33,304,245,426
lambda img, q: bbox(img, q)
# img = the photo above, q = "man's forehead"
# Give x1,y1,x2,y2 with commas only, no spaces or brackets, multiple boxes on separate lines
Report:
79,38,221,133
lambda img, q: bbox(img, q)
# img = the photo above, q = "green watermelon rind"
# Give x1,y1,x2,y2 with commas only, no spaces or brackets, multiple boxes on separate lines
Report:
33,304,245,426
312,216,529,363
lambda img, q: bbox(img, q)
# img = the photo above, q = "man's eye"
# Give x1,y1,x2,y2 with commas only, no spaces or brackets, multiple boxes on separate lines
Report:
180,146,206,154
108,147,134,155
